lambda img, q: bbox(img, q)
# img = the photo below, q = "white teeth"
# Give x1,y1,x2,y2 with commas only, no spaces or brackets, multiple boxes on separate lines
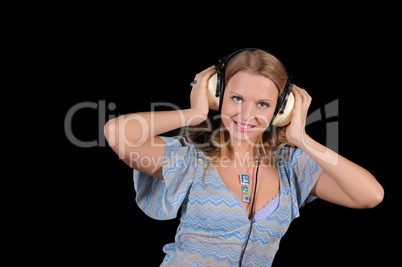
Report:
235,122,253,129
239,125,252,129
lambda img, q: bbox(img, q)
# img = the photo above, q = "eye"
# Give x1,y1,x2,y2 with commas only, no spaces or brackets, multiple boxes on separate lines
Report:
257,102,270,109
231,96,243,103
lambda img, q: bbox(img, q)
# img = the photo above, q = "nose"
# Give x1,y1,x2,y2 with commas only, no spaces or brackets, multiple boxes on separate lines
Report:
239,102,255,122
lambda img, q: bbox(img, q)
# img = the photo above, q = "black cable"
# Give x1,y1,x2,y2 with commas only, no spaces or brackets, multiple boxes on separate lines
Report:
238,157,261,267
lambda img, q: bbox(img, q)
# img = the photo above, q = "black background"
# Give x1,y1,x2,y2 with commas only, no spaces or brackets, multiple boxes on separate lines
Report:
53,5,400,267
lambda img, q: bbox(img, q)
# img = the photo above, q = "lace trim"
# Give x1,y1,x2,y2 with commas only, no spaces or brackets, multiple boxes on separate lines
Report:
252,192,280,223
230,191,280,222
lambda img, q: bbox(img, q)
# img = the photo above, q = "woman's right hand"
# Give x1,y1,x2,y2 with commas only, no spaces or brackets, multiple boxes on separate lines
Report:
189,66,216,125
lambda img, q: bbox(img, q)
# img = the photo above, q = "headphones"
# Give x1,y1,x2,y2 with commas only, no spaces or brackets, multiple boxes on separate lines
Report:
207,48,295,127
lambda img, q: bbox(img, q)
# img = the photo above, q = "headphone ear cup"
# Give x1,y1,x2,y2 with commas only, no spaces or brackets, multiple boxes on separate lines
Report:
271,92,295,127
207,73,219,111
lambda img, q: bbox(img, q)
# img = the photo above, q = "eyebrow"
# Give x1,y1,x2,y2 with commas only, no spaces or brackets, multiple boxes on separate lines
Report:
228,92,274,102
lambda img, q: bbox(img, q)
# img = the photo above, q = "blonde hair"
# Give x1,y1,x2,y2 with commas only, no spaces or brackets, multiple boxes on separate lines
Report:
185,49,294,166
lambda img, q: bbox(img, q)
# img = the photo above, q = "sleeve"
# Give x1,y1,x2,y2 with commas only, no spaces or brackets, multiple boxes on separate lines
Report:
280,147,324,218
133,136,198,220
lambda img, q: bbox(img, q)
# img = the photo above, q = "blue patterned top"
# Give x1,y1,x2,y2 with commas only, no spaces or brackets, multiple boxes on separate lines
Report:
134,136,323,266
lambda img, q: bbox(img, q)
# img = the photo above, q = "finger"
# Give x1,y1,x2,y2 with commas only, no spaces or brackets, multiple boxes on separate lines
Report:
292,86,303,109
203,65,216,75
200,66,216,79
297,87,309,99
193,66,215,84
293,86,309,102
298,88,312,108
197,67,216,86
292,85,302,100
295,88,312,113
198,65,215,77
305,91,312,107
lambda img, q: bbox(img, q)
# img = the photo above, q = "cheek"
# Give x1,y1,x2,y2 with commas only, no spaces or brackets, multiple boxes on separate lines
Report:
220,98,236,124
221,95,234,112
256,109,275,128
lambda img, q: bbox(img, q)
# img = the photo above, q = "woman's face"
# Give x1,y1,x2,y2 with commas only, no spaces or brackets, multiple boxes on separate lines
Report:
221,71,279,145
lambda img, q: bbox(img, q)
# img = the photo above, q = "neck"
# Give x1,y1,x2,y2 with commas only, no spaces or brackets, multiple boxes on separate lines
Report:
229,139,258,170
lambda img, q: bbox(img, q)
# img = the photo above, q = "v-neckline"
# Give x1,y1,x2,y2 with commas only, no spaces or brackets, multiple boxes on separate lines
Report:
213,167,282,222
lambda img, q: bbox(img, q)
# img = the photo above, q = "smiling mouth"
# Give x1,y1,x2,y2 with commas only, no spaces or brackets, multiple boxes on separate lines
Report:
233,120,256,132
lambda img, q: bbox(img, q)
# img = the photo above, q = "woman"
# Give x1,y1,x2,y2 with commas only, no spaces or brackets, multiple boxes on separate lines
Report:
104,49,384,266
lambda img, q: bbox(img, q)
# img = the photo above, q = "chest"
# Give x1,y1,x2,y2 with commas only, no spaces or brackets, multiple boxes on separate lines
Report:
216,165,280,219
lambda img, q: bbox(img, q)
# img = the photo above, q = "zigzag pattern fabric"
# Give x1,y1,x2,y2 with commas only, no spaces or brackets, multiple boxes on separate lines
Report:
133,136,323,266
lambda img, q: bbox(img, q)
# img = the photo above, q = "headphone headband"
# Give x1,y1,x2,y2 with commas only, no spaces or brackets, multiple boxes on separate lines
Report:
217,48,255,71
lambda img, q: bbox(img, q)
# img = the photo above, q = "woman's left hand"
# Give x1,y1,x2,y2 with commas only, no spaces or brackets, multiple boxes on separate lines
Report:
286,85,312,147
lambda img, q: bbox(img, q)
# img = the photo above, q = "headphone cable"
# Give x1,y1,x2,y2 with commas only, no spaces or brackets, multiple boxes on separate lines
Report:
238,157,260,267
